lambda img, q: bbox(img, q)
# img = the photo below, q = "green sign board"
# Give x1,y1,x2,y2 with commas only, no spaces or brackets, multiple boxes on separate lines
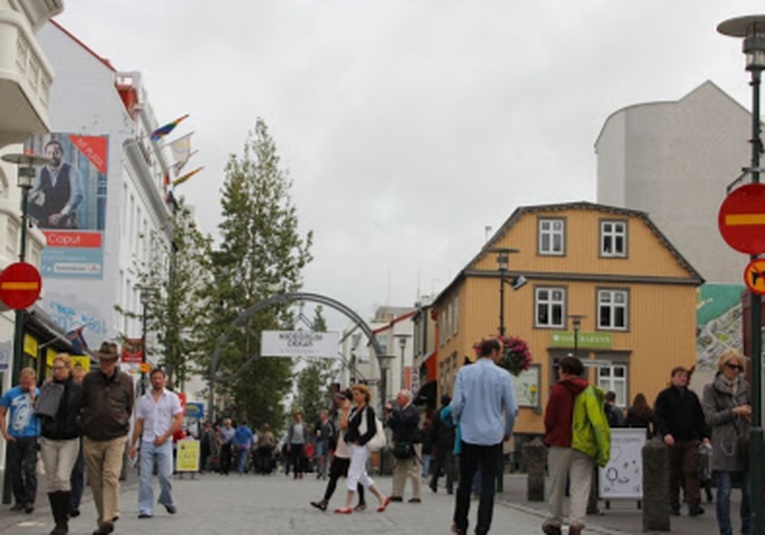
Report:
550,331,613,349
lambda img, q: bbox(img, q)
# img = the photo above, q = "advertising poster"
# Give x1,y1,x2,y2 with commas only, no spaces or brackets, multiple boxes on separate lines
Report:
696,283,745,370
176,439,200,472
24,133,109,279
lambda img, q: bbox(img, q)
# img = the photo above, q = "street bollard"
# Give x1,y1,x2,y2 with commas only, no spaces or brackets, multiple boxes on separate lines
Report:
523,437,547,501
642,437,670,532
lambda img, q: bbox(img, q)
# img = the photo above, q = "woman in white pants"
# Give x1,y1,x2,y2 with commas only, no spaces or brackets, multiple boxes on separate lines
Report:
335,384,390,514
39,354,82,535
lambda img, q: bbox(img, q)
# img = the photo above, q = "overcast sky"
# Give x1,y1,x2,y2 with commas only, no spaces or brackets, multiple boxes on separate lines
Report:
54,1,763,326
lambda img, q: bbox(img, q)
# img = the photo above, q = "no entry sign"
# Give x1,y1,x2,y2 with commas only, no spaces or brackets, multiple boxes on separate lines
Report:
0,262,42,309
718,183,765,254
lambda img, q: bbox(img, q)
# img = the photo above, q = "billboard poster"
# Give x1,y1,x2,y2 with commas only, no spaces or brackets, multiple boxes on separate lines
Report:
696,283,745,370
24,133,108,279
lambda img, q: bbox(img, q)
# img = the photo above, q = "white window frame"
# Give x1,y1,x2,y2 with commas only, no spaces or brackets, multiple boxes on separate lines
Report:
538,218,565,256
534,287,566,328
598,289,629,330
597,364,628,406
600,220,627,257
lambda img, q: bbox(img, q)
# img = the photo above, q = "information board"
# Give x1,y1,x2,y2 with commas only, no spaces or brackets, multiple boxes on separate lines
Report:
598,428,646,499
175,439,200,472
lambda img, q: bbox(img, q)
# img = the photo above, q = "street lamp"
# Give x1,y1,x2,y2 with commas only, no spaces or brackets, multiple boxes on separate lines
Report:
568,314,585,358
394,333,411,392
718,14,765,535
378,353,396,409
1,151,51,506
484,247,521,336
136,284,157,394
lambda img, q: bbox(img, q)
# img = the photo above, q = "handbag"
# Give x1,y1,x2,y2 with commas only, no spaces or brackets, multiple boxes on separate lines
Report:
392,441,415,460
35,382,64,418
366,416,387,452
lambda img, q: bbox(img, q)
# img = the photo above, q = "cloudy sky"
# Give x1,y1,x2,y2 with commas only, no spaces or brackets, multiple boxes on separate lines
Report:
55,1,762,325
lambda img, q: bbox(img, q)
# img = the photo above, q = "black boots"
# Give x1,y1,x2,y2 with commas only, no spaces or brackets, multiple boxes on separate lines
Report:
48,491,70,535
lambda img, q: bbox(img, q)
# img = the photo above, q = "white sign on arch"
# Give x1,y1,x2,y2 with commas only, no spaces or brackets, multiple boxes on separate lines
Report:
261,330,340,358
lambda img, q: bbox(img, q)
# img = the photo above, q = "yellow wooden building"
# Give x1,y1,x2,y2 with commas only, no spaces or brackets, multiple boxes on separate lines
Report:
431,201,703,440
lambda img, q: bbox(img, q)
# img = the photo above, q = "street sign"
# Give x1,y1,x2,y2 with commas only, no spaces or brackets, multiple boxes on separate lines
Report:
718,183,765,254
0,262,42,309
582,359,613,368
744,259,765,295
185,402,204,419
138,362,151,373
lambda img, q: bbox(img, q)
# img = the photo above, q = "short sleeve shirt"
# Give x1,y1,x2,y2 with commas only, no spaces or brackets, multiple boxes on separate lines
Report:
136,389,183,442
1,386,41,438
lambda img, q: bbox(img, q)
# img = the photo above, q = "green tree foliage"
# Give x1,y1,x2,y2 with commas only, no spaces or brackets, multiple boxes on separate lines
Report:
208,117,313,433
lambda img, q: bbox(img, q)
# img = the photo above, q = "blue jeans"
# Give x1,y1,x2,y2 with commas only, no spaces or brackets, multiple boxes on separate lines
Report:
236,446,249,474
8,436,38,505
315,440,329,477
138,440,174,515
716,471,751,535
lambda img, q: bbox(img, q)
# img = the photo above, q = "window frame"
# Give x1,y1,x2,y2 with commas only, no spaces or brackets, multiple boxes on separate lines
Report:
597,288,629,331
537,217,566,256
534,286,567,329
600,219,628,258
596,363,628,407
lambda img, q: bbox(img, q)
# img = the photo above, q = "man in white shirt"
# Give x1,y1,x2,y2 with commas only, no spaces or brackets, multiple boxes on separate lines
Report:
129,369,183,519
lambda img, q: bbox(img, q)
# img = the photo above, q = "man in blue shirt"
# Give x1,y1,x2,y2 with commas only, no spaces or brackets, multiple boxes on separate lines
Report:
450,338,517,535
232,420,254,475
0,367,41,513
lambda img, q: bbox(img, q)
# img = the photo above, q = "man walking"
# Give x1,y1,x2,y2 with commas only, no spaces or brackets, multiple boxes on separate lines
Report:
385,389,423,503
129,368,183,518
219,419,235,475
80,342,134,535
429,394,455,494
313,409,334,480
0,367,40,513
542,356,611,535
654,366,710,517
450,338,518,535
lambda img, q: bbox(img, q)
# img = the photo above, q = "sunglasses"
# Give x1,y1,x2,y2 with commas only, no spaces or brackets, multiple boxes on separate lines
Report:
726,363,743,371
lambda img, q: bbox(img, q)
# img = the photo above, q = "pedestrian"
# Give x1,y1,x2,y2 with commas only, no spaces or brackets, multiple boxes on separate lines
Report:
313,409,334,480
702,349,751,535
219,418,235,475
39,354,82,535
310,390,366,511
420,417,433,479
232,419,255,475
69,364,87,518
450,338,518,535
541,355,611,535
0,367,40,514
80,341,134,535
199,421,214,473
385,389,423,503
604,391,625,428
430,395,456,494
287,411,309,479
256,423,275,474
334,383,390,514
625,392,654,438
129,368,183,519
654,365,710,517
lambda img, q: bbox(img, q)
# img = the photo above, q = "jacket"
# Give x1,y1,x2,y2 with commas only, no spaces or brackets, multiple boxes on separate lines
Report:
654,385,709,442
702,373,750,472
386,402,420,444
572,384,611,467
544,376,588,448
345,405,377,446
80,369,134,441
41,377,82,440
431,405,455,452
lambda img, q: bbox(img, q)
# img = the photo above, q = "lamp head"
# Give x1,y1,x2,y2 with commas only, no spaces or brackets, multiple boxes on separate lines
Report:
718,15,765,71
512,275,528,291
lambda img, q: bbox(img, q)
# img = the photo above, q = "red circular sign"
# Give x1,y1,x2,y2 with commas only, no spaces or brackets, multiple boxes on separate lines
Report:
718,183,765,254
0,262,42,309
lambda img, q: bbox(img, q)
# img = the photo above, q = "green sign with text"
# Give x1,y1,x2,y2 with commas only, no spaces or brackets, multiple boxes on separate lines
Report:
550,331,613,349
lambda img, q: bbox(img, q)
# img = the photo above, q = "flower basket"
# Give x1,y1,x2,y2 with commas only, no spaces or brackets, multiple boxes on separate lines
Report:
473,335,533,377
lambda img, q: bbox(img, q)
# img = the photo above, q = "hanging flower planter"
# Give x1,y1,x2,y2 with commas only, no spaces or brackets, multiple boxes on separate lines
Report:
473,335,533,377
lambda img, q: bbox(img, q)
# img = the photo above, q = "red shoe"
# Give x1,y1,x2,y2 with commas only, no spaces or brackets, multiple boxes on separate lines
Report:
377,496,391,513
334,507,352,514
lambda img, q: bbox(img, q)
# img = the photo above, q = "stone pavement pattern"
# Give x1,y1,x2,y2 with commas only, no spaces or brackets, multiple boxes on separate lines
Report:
0,473,730,535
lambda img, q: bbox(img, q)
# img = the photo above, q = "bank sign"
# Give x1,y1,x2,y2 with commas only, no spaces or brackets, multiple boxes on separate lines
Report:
261,330,340,358
550,331,613,349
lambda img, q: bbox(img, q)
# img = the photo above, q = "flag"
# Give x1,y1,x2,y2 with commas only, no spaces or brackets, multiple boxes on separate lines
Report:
66,327,89,355
173,149,198,176
168,132,193,174
150,114,189,142
172,166,203,187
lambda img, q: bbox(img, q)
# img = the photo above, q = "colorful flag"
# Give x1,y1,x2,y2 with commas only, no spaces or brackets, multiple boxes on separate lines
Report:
150,114,189,142
169,132,193,173
172,166,203,187
66,327,89,355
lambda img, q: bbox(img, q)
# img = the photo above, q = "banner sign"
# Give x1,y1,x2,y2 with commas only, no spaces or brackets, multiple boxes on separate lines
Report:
549,331,613,349
261,330,340,358
24,133,109,279
121,338,143,364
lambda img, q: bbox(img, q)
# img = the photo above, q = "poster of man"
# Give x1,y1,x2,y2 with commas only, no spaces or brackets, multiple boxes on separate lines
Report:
28,138,85,229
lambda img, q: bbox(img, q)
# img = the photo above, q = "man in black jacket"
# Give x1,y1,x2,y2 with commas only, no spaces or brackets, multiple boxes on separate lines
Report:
385,390,422,502
429,395,455,494
653,366,710,517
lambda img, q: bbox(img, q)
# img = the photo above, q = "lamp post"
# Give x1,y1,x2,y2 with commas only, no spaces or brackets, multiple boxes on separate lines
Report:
486,247,520,336
0,152,51,506
568,314,585,358
395,333,411,392
718,15,765,535
136,285,157,395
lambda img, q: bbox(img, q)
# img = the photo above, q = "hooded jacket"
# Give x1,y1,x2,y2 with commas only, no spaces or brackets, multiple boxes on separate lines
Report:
572,384,611,467
544,376,588,448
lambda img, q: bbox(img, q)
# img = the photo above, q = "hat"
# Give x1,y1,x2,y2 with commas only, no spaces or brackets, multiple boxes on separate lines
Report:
97,341,118,360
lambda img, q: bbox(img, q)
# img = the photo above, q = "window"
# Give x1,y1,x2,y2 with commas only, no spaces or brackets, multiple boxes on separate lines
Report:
598,365,628,406
598,289,628,330
453,296,459,336
538,218,565,255
601,220,627,257
535,287,566,328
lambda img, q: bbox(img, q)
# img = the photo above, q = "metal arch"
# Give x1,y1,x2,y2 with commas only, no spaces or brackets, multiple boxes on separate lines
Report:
207,292,383,421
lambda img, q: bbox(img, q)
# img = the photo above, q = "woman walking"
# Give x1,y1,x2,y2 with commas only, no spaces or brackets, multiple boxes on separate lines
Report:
335,384,389,514
39,354,82,535
702,349,751,535
625,393,654,437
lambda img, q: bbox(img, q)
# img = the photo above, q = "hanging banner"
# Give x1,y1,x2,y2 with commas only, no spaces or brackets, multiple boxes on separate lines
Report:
121,338,143,364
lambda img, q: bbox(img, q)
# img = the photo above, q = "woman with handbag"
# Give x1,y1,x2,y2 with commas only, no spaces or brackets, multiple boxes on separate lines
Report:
334,384,390,514
39,354,82,535
702,349,751,535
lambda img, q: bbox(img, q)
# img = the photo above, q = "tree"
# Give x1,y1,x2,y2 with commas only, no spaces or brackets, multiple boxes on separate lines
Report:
206,117,313,432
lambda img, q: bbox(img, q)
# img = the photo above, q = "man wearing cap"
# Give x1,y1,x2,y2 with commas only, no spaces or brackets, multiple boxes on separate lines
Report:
80,342,134,535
